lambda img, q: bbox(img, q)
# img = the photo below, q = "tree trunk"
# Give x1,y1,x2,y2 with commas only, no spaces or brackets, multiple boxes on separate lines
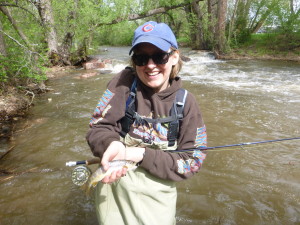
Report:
184,2,206,50
251,0,277,33
207,0,218,48
0,20,7,57
235,0,251,31
34,0,59,65
192,1,207,49
0,19,9,87
215,0,228,54
228,0,239,41
290,0,294,14
60,0,79,65
0,6,33,51
184,5,197,49
165,12,182,40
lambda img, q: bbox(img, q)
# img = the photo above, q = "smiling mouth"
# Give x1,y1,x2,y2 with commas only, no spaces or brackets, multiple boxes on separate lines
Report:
146,71,160,76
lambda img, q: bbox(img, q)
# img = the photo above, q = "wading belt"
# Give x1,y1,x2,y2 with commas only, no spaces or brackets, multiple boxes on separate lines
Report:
119,77,187,147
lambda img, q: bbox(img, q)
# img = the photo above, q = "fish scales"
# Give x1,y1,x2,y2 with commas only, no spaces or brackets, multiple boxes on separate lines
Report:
86,160,137,193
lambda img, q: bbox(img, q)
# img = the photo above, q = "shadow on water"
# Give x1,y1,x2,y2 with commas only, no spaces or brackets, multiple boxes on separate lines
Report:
1,47,300,224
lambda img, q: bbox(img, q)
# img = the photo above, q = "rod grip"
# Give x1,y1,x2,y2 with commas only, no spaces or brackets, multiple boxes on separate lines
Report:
86,158,101,165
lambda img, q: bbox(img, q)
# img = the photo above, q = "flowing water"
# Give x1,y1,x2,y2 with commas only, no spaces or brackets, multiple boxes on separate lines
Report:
0,47,299,225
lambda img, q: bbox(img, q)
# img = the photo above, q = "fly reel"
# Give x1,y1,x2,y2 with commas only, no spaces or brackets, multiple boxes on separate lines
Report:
71,166,91,186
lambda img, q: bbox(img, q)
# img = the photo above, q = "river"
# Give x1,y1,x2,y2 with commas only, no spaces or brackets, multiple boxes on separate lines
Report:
0,47,299,225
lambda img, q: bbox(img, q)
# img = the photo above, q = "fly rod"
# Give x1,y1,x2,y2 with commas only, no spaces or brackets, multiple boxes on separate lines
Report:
172,137,300,152
66,137,300,166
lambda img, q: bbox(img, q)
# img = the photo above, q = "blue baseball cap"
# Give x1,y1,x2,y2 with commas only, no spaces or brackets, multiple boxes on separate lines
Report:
129,21,178,55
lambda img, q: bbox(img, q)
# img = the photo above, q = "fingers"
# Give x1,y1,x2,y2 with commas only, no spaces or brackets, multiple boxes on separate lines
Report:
101,141,126,171
101,169,126,184
122,167,128,176
101,155,110,171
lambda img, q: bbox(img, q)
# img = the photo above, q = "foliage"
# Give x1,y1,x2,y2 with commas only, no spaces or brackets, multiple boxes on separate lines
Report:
235,32,300,57
0,0,299,92
272,3,300,35
0,10,47,90
0,49,47,88
96,22,136,46
227,0,300,51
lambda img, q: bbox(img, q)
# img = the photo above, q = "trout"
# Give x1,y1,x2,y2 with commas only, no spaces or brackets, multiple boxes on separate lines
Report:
86,160,137,193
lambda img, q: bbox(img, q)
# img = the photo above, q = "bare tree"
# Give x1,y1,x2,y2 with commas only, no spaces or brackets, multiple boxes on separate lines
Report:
215,0,228,54
207,0,218,49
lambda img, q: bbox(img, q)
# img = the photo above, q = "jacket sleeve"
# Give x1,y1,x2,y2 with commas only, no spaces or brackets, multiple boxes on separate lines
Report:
139,92,207,181
86,70,134,158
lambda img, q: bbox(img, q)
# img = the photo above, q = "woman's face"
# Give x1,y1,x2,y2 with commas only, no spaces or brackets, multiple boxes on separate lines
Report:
133,43,179,93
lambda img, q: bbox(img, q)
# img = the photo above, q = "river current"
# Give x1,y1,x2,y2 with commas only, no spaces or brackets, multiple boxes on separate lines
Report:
0,47,299,225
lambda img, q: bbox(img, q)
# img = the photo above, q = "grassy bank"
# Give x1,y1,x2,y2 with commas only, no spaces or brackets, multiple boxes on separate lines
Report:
221,33,300,62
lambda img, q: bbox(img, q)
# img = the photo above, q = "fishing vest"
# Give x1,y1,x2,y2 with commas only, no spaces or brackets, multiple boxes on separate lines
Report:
119,72,187,147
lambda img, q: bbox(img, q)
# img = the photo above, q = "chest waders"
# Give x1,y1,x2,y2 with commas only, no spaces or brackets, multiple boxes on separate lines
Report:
119,76,188,147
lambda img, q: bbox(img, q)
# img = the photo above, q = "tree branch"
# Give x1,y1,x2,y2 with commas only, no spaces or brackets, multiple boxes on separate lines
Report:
0,2,40,22
0,29,27,49
0,29,43,59
94,0,203,27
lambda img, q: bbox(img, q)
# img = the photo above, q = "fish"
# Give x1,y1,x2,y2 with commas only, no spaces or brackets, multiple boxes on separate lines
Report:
86,160,137,193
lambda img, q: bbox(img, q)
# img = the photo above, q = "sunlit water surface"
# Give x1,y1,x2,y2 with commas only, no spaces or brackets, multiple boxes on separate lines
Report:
1,47,299,225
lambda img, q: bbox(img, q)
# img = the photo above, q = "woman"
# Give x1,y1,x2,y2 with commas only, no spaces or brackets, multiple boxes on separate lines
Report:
86,21,207,225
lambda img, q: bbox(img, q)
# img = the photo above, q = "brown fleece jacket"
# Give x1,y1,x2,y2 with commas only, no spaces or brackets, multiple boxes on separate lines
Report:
86,68,207,181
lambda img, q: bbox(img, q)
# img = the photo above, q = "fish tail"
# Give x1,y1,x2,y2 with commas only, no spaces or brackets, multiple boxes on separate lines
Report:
85,183,93,196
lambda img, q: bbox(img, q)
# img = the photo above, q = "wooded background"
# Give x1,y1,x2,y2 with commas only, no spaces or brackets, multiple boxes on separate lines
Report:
0,0,299,89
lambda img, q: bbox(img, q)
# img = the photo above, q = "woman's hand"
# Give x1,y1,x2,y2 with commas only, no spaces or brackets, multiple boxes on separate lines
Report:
101,141,127,184
125,147,145,163
101,142,146,184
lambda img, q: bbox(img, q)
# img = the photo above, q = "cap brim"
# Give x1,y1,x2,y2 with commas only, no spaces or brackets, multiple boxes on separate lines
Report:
129,36,171,55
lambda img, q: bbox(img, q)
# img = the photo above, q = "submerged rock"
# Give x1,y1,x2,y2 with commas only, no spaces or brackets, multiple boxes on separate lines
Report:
83,58,113,70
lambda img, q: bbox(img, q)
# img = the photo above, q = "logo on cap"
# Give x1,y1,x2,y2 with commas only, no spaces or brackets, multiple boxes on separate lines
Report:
142,24,154,32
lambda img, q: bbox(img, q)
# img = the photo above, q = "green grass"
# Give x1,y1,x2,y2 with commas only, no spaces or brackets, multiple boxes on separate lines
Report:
233,32,300,57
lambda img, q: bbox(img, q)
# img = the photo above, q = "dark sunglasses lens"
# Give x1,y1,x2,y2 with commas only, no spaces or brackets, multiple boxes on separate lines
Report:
132,52,172,66
133,54,149,66
152,53,169,64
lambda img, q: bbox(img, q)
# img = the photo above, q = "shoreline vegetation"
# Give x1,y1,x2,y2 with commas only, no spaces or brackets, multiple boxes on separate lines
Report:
217,49,300,62
0,48,299,139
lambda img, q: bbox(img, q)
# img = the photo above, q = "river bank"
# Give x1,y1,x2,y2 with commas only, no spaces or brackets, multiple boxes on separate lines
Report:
216,49,300,62
0,66,74,139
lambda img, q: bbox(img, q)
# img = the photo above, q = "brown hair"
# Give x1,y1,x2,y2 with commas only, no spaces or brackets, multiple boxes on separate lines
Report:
170,50,183,79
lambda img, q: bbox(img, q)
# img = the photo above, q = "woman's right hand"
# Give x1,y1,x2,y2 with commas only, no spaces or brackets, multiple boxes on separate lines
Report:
101,141,127,184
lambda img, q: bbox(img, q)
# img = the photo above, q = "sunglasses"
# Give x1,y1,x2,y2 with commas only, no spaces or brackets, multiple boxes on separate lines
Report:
132,51,174,66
